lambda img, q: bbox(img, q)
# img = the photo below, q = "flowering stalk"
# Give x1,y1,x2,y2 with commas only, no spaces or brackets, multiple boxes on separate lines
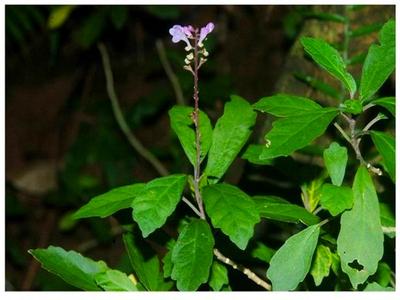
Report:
169,22,214,219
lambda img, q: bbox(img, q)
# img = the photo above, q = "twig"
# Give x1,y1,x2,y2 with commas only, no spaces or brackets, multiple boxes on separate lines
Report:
213,248,271,291
97,42,169,177
334,122,352,144
156,39,185,105
182,196,202,217
361,113,386,132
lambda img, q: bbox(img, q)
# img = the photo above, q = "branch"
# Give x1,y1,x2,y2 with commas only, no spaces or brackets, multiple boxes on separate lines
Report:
156,39,185,105
213,248,272,291
98,43,169,177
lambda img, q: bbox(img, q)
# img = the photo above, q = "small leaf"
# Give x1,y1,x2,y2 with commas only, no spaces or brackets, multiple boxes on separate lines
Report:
259,108,338,160
320,184,353,216
131,174,186,237
380,202,395,238
171,219,214,291
250,242,276,264
73,183,145,219
253,94,322,117
29,246,109,291
202,184,260,250
242,144,273,165
372,262,392,287
267,224,320,291
363,282,394,291
301,37,356,97
370,131,395,181
371,97,395,116
123,232,173,291
350,22,383,38
310,244,332,286
109,6,128,30
337,167,384,288
205,95,257,182
95,269,138,291
254,195,320,226
209,261,229,291
359,20,395,101
323,142,348,186
340,99,363,114
47,5,75,29
162,240,175,279
169,106,213,166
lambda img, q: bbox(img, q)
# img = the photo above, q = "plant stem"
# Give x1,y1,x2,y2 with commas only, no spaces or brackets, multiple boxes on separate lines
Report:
213,249,272,291
98,43,169,177
192,30,206,220
156,39,185,105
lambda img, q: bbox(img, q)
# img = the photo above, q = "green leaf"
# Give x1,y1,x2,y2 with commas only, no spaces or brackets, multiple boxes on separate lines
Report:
254,195,319,226
320,184,353,216
337,167,384,288
310,244,332,286
371,97,395,116
250,242,276,264
169,106,213,166
29,246,109,291
73,183,145,219
363,282,394,291
131,174,186,237
209,261,229,291
380,202,395,238
205,95,257,182
253,94,322,117
171,219,215,291
267,224,320,291
162,240,175,279
370,131,395,181
242,144,273,165
323,142,348,186
340,99,363,114
123,232,173,291
359,20,395,101
350,22,383,38
202,184,260,250
301,37,357,97
259,108,338,160
47,5,75,29
95,269,138,291
372,262,392,287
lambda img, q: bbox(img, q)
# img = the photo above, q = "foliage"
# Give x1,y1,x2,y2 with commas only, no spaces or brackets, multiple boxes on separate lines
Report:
24,6,395,292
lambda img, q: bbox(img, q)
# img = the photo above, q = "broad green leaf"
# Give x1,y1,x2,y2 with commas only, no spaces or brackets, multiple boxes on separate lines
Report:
380,202,395,238
95,269,138,291
323,142,348,186
202,184,260,250
162,240,175,279
131,174,186,237
73,183,145,219
359,20,395,101
320,184,353,216
267,224,320,291
28,246,109,291
242,144,273,165
371,97,395,116
259,108,338,160
169,106,213,166
364,282,394,291
171,219,214,291
205,95,257,182
209,261,229,291
337,167,384,288
310,244,332,286
253,94,321,117
301,37,356,97
123,232,173,291
370,131,395,181
254,195,320,225
250,242,276,264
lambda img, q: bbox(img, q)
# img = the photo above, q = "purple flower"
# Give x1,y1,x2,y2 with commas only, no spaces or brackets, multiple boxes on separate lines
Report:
198,22,215,45
169,25,191,48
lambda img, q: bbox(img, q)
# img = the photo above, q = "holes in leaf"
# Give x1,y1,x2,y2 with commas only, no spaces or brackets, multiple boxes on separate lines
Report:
348,259,364,271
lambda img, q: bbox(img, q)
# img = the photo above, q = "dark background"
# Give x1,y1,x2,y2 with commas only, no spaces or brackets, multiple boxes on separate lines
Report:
5,5,395,291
